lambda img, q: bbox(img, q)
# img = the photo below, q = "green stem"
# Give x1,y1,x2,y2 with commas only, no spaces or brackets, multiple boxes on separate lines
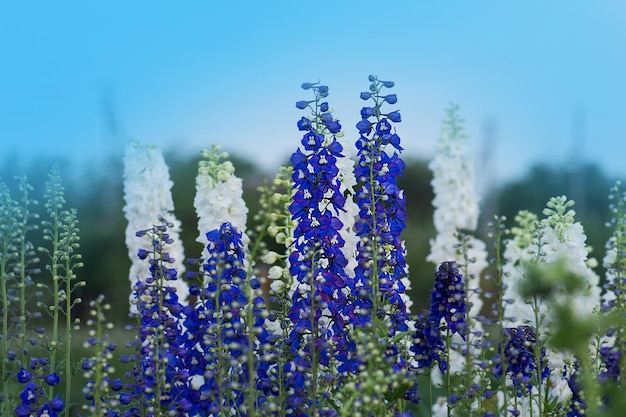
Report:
0,249,9,414
494,219,509,414
64,253,73,417
446,327,451,417
532,295,543,417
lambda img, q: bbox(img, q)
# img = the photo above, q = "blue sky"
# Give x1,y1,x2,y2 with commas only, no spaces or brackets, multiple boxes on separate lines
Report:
2,1,625,191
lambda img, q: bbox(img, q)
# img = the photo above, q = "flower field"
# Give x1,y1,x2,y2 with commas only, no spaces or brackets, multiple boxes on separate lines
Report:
2,76,625,416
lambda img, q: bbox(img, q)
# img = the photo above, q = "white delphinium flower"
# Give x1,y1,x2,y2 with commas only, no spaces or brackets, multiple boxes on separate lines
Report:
335,135,360,278
428,105,488,376
533,197,600,321
602,182,626,308
428,105,487,317
432,397,449,417
194,146,248,261
123,139,188,312
429,106,480,235
503,197,601,407
502,210,539,326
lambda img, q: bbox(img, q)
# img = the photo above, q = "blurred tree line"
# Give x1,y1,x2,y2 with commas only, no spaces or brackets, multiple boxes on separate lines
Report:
0,152,620,322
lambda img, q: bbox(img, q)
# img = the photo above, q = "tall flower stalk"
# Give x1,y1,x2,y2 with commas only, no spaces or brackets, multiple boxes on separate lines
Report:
123,218,188,416
286,81,354,415
0,179,23,415
39,166,84,417
123,139,188,311
347,75,417,413
427,104,489,414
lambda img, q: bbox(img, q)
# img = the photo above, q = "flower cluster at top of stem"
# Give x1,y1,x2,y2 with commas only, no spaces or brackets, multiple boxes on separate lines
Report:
123,140,188,310
350,75,411,333
287,81,353,415
194,145,249,262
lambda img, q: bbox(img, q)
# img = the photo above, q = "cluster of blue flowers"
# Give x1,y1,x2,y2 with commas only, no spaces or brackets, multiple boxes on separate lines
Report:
14,358,64,417
494,325,549,399
288,81,352,415
350,76,410,335
411,261,468,374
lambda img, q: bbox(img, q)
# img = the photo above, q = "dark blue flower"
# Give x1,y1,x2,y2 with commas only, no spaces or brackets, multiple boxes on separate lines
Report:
17,368,32,383
19,382,39,405
384,94,398,104
356,119,372,134
47,396,65,412
44,373,60,386
429,262,467,338
288,81,354,413
411,312,446,372
599,345,620,382
567,364,586,416
297,116,312,131
349,76,419,409
296,100,313,109
494,325,549,397
387,110,401,123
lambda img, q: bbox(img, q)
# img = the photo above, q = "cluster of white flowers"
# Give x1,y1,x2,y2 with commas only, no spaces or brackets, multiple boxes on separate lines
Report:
428,106,487,315
194,146,249,261
503,196,601,408
122,139,188,312
505,196,600,327
335,135,360,278
428,106,488,374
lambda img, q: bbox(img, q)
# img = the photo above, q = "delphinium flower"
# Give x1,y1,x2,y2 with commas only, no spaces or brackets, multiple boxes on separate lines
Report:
426,105,489,413
485,215,515,415
257,165,296,324
14,357,65,417
122,218,189,416
38,166,85,416
254,166,297,414
600,182,626,387
501,209,555,415
0,176,43,415
493,326,549,411
567,367,586,417
346,75,418,414
0,179,22,414
193,145,249,263
411,311,446,373
180,222,275,415
417,261,467,415
503,196,601,415
123,139,188,312
501,210,539,327
286,81,354,416
81,295,121,417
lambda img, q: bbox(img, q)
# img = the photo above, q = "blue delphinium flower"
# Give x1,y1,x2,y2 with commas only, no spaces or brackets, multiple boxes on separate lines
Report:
566,363,586,417
599,345,620,383
429,261,467,339
494,325,549,398
350,75,409,332
287,82,352,415
411,312,446,373
180,222,275,415
346,76,418,412
122,218,189,416
14,358,66,416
